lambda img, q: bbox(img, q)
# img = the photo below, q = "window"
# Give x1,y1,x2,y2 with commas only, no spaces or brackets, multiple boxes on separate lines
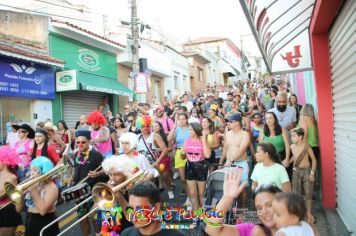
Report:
174,72,179,89
183,75,187,87
198,68,204,82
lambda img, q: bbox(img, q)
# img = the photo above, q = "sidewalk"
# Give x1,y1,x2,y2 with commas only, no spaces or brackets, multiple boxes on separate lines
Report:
314,200,351,236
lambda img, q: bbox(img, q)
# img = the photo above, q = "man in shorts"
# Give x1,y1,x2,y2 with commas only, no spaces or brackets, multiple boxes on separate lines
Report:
220,113,250,207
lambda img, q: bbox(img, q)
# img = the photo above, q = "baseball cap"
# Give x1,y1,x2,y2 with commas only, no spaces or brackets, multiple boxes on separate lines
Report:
227,113,242,122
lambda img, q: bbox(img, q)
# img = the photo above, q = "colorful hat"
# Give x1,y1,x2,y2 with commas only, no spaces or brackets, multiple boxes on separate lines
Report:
0,146,22,167
30,156,54,175
136,115,154,129
87,111,107,125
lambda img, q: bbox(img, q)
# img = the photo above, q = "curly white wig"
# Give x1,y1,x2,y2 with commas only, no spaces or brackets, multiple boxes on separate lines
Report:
119,132,138,150
102,155,134,178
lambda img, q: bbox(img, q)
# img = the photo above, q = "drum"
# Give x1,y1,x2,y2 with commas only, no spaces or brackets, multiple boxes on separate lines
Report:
61,183,91,202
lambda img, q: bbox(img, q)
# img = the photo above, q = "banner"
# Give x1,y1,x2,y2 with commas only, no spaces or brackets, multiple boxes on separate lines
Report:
135,73,149,94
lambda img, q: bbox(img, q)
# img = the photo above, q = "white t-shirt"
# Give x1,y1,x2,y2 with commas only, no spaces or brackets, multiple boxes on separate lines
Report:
251,163,290,190
182,101,194,113
188,117,200,124
269,106,296,129
276,221,315,236
6,132,19,148
125,153,159,178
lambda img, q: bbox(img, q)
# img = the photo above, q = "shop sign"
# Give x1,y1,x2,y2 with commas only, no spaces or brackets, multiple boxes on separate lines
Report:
77,49,100,71
238,0,314,74
50,35,117,79
0,56,55,99
56,70,77,92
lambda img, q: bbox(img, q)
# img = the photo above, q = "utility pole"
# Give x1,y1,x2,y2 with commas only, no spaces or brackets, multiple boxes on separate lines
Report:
130,0,141,101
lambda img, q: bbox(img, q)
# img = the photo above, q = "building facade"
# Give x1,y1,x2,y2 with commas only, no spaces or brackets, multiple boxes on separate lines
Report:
0,10,64,143
184,37,243,86
49,19,131,128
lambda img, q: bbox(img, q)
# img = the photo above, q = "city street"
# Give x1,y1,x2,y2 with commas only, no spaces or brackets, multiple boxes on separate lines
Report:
1,0,355,236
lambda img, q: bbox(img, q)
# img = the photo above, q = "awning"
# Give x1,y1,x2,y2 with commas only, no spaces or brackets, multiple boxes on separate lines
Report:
222,59,240,76
238,0,315,74
78,72,133,97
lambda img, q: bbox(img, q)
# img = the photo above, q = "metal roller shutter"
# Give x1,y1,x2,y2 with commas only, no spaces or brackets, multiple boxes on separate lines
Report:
329,0,356,232
62,91,104,129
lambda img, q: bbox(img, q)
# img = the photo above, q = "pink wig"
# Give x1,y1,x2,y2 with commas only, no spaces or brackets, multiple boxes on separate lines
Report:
87,111,107,125
136,115,154,129
0,146,22,167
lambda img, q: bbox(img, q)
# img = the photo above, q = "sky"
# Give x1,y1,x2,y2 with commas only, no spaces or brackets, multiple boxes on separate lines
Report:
0,0,260,56
87,0,261,56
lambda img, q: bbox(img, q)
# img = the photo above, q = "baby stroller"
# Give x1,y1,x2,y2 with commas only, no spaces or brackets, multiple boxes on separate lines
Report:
203,164,240,225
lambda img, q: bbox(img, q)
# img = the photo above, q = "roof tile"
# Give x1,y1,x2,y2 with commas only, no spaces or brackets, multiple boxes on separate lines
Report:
51,19,126,48
0,44,65,65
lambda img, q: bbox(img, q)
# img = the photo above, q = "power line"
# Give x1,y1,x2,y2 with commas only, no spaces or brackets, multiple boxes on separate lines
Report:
0,3,99,24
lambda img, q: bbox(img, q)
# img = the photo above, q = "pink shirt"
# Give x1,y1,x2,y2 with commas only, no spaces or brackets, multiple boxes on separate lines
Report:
185,138,205,162
236,223,256,236
14,138,32,167
91,127,113,158
155,117,174,133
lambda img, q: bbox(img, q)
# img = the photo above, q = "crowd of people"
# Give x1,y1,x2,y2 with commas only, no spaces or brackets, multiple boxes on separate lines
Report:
0,78,321,236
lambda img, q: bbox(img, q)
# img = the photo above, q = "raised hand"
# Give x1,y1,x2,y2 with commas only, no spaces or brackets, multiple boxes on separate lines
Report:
223,168,246,199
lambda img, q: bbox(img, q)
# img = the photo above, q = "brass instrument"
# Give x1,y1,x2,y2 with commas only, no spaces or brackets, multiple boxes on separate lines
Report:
40,169,146,236
0,176,34,210
4,164,69,206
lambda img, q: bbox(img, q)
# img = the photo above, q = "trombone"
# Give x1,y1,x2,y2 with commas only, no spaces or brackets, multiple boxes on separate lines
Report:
40,169,146,236
0,164,69,210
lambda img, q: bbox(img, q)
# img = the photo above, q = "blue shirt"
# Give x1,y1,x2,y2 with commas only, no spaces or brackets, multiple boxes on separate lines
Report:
175,127,190,148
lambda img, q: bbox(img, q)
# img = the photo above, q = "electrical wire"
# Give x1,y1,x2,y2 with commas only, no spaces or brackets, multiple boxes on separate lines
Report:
0,3,102,24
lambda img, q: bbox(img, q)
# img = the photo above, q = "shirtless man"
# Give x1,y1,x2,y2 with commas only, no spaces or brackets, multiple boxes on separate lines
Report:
220,113,250,207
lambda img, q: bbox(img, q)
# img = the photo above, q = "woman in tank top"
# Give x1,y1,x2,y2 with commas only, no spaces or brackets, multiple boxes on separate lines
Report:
181,122,211,211
202,116,221,169
258,112,291,180
16,156,60,236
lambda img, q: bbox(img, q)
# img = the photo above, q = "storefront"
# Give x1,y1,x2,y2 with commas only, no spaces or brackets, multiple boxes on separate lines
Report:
239,0,355,233
310,0,355,232
0,53,60,144
49,33,132,128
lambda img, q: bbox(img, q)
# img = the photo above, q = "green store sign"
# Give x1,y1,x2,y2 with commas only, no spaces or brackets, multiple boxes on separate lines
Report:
49,34,117,79
77,49,100,71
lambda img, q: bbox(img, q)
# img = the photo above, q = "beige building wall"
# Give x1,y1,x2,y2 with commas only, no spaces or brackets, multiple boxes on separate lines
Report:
0,10,48,51
189,57,208,93
117,64,131,112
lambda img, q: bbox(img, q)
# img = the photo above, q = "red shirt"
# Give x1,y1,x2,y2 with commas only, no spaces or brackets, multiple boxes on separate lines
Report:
30,145,60,164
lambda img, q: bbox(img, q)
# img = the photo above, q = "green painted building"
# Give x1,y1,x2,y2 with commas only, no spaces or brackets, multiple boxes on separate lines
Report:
49,31,131,128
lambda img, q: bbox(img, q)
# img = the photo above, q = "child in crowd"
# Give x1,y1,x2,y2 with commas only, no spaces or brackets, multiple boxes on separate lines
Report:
289,128,317,222
272,192,315,236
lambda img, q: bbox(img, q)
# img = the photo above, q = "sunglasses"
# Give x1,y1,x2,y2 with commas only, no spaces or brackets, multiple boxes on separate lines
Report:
18,130,28,133
76,141,87,144
124,107,130,109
